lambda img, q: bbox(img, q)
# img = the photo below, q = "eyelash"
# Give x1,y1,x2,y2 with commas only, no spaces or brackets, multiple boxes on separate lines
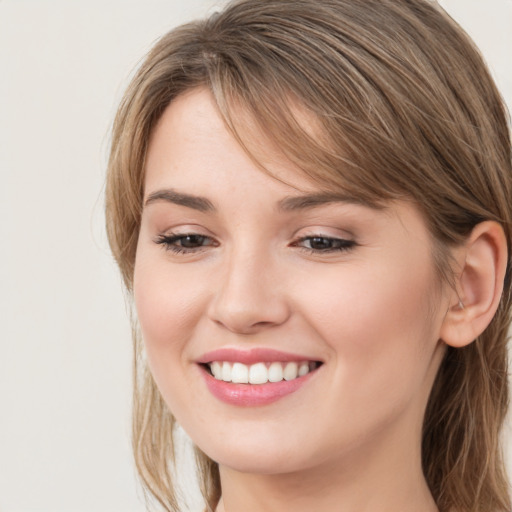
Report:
155,233,357,255
155,233,217,254
292,236,357,254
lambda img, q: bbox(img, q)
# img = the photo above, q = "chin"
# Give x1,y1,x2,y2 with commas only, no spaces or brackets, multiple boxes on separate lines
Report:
192,428,324,476
211,450,308,475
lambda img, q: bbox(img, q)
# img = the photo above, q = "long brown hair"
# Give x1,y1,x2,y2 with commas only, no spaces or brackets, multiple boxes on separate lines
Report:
105,1,512,510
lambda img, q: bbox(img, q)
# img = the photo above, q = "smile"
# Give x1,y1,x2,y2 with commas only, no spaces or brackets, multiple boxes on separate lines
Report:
207,361,319,384
196,348,323,406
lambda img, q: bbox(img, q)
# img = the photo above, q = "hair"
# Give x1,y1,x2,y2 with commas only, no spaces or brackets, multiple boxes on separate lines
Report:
105,0,512,511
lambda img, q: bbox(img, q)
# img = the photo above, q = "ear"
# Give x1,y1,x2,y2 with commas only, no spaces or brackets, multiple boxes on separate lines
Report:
440,221,508,348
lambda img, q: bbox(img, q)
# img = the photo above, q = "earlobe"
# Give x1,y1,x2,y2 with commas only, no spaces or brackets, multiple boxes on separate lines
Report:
440,221,507,348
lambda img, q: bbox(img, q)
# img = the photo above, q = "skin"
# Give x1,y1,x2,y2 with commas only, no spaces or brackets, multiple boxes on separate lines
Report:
133,87,452,512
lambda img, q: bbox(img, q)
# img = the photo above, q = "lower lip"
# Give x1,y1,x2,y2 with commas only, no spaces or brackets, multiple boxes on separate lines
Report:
200,366,316,407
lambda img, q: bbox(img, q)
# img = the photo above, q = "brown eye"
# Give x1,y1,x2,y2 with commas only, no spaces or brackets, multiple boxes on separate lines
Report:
295,236,357,253
308,237,336,250
177,234,210,248
155,233,217,253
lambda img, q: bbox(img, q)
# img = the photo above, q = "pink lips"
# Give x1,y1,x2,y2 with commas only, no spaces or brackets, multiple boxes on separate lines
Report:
197,348,321,407
196,347,316,365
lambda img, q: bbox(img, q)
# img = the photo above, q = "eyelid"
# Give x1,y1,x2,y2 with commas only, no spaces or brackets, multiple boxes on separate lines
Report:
291,234,358,255
154,231,218,254
152,225,357,256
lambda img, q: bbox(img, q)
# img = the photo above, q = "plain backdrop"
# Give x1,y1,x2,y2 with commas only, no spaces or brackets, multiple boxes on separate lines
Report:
1,1,511,511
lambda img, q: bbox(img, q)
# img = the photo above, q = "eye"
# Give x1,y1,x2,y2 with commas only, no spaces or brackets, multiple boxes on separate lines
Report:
155,233,217,254
293,235,356,253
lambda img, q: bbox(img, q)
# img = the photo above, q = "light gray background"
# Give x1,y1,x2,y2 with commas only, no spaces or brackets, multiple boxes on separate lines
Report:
1,1,511,511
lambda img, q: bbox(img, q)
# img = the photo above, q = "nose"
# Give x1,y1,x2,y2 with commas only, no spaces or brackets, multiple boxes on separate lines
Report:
207,247,291,335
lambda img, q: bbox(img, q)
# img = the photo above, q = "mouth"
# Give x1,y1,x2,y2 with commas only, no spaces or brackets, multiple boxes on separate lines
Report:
196,349,323,406
202,360,322,384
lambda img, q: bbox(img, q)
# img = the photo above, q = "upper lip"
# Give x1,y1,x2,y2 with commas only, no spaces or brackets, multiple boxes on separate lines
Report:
196,348,322,365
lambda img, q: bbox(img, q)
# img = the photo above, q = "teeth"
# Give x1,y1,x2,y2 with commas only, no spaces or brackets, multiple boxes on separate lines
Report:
208,361,317,384
231,362,249,383
298,362,309,377
283,362,298,381
268,362,283,382
211,361,223,379
249,362,268,384
221,362,231,382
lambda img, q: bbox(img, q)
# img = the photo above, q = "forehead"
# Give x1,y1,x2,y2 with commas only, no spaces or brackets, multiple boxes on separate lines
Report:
143,88,429,238
145,87,386,211
141,88,440,280
145,88,320,195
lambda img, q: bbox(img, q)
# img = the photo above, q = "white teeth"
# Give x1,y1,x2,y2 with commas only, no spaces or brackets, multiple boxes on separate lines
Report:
231,362,249,383
211,361,223,379
249,362,268,384
298,362,309,377
283,362,298,381
221,362,231,382
268,362,283,382
208,360,316,384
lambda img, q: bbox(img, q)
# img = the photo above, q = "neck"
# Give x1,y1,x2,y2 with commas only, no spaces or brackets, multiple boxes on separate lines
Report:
215,421,438,512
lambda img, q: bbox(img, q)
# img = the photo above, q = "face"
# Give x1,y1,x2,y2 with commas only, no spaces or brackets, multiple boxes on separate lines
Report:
134,88,449,476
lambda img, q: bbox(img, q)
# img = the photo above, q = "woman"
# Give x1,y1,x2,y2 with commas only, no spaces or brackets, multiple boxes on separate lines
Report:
105,0,512,511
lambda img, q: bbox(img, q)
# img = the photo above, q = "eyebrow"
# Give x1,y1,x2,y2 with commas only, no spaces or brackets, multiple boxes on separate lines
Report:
144,189,215,212
277,193,376,211
143,188,377,213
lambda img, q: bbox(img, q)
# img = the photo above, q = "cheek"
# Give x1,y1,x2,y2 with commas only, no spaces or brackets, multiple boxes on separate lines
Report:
132,254,217,419
133,254,208,366
298,258,441,397
285,261,443,455
304,262,434,337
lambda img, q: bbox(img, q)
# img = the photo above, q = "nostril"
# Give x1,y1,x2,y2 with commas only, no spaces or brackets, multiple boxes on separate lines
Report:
211,316,287,335
207,269,291,334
